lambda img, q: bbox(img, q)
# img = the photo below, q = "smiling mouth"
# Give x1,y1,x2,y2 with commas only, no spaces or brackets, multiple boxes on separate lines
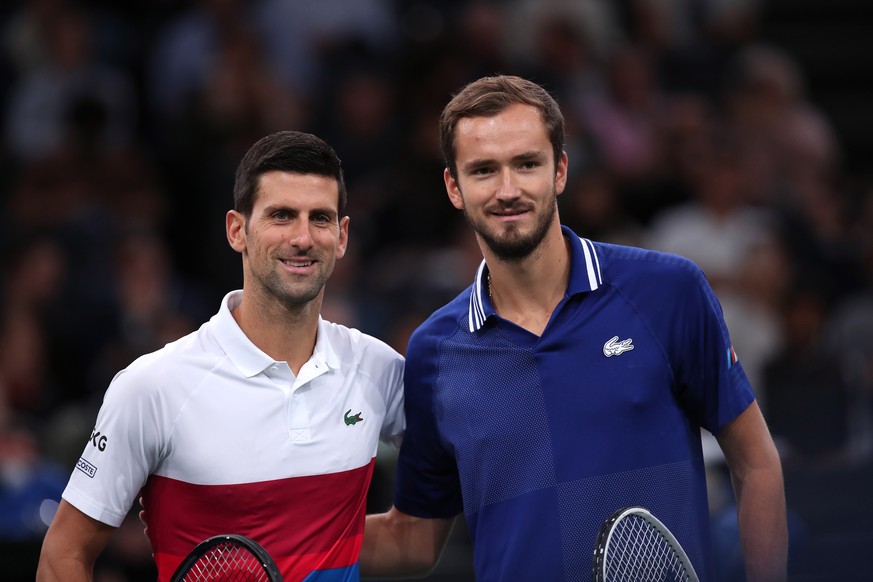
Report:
280,259,314,268
489,203,530,216
491,208,528,219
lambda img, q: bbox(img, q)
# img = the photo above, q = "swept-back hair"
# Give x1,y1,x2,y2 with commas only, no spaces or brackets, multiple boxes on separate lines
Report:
439,75,565,180
233,131,348,217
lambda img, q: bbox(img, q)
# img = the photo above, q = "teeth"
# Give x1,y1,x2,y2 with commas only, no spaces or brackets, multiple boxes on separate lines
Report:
283,260,313,267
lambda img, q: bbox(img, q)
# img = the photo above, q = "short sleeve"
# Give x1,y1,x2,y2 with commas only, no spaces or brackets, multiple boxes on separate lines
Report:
62,364,166,527
393,327,463,519
670,263,755,435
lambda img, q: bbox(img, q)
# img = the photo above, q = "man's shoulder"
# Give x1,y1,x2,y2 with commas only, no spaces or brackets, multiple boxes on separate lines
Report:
594,240,705,288
591,241,716,326
112,323,218,390
319,318,404,363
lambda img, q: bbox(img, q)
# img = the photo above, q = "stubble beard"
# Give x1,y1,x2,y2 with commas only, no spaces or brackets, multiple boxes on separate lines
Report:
256,258,333,309
463,189,558,261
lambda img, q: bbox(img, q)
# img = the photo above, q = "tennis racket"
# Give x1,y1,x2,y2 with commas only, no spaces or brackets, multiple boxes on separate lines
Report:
170,534,283,582
591,506,699,582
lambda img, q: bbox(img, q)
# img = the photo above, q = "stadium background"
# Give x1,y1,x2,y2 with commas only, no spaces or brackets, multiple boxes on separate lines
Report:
1,0,871,580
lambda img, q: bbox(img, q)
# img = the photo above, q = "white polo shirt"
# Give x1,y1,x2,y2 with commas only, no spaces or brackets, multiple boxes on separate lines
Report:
62,290,405,581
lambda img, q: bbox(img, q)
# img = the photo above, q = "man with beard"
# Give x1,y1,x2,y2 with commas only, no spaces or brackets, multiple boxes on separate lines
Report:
37,131,405,582
360,76,787,582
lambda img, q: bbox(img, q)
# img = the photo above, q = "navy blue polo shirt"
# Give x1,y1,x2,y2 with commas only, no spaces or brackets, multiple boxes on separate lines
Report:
394,226,754,581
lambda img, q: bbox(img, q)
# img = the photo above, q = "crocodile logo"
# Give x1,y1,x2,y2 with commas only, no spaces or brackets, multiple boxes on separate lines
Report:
344,409,364,426
603,336,634,357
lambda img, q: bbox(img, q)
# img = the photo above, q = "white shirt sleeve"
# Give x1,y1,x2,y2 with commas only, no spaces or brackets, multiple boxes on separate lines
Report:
62,361,168,527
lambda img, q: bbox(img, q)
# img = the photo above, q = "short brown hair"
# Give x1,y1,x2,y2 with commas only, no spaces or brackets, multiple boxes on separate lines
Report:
439,75,565,180
233,131,348,218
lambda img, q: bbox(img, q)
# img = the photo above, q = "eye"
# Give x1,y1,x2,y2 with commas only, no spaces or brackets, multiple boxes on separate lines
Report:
520,160,539,170
273,210,290,221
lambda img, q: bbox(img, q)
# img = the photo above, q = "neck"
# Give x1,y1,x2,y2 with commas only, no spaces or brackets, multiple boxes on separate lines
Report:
232,290,322,375
484,224,570,336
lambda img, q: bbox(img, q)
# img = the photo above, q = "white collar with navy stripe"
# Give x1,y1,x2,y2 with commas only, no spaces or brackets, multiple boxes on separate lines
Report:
467,227,604,332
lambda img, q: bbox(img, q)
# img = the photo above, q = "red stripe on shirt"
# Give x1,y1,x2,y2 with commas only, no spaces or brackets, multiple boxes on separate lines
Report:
144,460,375,581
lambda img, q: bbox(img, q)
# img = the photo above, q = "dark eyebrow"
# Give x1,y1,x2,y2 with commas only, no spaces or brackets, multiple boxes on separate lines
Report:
460,158,495,173
262,205,338,218
461,150,547,173
262,204,298,216
511,150,548,163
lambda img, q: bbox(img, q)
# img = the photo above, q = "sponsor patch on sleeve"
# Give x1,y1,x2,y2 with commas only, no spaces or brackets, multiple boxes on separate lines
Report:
727,344,738,368
76,457,98,478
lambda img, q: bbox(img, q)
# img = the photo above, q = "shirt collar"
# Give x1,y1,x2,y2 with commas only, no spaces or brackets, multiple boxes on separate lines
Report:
213,290,341,377
467,226,604,332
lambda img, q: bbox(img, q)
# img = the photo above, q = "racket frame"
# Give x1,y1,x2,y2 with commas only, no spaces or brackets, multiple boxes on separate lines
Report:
170,533,283,582
591,506,699,582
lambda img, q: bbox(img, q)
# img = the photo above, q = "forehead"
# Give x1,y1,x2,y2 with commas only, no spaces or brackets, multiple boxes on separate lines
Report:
254,170,340,210
454,103,551,162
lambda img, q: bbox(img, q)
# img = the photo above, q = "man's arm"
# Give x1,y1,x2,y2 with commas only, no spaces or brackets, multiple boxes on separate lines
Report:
717,400,788,582
37,500,117,582
360,507,455,578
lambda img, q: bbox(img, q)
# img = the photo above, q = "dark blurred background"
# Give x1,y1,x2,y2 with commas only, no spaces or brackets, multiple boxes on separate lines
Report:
1,1,871,580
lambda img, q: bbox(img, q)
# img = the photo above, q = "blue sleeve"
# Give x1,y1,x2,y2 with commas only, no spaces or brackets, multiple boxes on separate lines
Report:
392,324,463,519
670,262,755,435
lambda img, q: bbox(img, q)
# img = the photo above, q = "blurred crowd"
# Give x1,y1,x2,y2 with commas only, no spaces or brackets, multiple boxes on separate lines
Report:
1,0,871,580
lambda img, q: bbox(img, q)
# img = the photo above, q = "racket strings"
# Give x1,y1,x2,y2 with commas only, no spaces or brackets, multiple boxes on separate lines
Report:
181,541,273,582
605,515,692,582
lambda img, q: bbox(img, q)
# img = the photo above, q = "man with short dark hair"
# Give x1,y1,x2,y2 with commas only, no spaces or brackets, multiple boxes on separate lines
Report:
38,131,405,582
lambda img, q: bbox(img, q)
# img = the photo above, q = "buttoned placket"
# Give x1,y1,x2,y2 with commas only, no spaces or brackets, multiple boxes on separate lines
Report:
264,358,330,443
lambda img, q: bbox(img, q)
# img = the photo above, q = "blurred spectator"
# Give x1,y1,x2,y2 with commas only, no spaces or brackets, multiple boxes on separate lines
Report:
86,231,212,394
0,391,67,581
513,3,607,180
515,2,607,105
146,0,251,131
254,0,399,96
581,43,664,179
764,282,851,468
771,148,863,307
5,91,170,404
821,185,873,463
147,0,305,154
1,234,66,315
644,134,773,296
453,0,513,79
561,166,645,247
312,55,402,187
147,0,398,140
721,43,840,207
0,235,66,417
579,41,693,222
719,228,792,407
195,25,306,151
0,415,66,541
508,0,618,69
2,0,65,77
0,309,55,418
3,4,136,161
619,0,763,98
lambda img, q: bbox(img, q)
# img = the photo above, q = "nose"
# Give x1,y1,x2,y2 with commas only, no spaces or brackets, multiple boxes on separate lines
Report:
287,218,314,249
495,168,520,200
